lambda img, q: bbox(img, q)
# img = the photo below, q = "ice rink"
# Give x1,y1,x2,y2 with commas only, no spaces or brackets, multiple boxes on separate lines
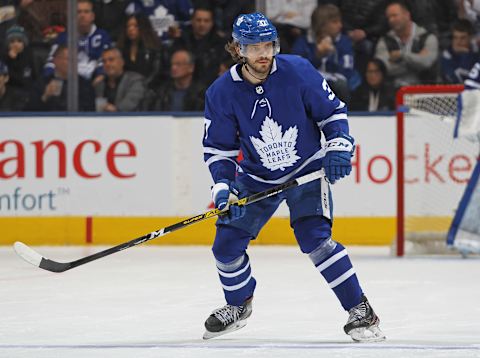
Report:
1,244,479,358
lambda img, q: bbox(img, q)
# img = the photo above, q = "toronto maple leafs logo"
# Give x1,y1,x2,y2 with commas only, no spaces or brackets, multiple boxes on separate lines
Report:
149,5,175,37
250,116,301,171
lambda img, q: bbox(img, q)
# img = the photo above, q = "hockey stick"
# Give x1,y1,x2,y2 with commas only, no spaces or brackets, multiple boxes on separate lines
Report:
14,170,325,273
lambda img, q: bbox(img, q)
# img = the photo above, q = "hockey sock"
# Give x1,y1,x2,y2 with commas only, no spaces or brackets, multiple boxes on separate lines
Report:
216,253,257,306
310,240,363,311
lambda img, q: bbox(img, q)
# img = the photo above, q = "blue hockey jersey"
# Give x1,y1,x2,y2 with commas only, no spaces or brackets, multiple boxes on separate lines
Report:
203,54,350,191
43,25,112,80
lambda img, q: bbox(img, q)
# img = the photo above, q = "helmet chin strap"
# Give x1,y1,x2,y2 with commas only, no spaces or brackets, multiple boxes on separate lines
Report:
242,58,271,83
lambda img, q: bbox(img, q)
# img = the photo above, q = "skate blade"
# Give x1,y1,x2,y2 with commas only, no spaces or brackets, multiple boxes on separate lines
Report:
349,326,386,343
203,320,248,340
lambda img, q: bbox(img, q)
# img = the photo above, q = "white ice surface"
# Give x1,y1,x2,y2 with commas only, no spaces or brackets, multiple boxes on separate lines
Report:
1,245,479,358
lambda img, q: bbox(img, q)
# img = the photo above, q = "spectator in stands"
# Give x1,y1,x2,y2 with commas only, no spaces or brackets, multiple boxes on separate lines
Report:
458,0,480,26
146,48,205,111
27,45,95,111
0,1,17,28
441,19,479,84
94,47,146,112
350,57,395,111
374,0,439,88
2,25,36,97
116,13,166,85
404,0,458,50
125,0,193,45
457,0,480,50
0,0,33,41
291,4,361,102
202,0,255,38
43,0,112,85
172,5,227,87
15,0,65,44
264,0,317,54
338,0,388,74
0,60,25,111
92,0,128,42
41,12,66,44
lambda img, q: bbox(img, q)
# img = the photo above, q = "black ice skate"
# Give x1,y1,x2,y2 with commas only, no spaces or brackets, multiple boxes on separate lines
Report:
344,295,386,342
203,297,253,339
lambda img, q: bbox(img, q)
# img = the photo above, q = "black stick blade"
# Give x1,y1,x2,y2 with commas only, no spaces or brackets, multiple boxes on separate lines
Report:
13,242,71,273
39,258,72,273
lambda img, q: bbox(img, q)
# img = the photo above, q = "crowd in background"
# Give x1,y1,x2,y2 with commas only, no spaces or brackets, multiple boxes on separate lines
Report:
0,0,478,113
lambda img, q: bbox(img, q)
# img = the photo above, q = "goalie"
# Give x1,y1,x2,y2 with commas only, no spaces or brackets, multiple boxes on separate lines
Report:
447,62,480,255
201,12,385,342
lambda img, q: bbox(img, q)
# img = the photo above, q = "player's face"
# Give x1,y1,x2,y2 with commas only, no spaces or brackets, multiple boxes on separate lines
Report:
243,41,274,74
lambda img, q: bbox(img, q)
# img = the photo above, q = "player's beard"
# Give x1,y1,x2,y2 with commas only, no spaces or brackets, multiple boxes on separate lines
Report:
245,56,273,78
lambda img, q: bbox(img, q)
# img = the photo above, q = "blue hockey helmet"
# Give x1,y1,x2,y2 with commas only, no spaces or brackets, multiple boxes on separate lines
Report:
232,13,280,56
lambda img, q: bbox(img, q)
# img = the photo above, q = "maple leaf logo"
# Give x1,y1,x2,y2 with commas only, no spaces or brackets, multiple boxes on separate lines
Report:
250,116,301,171
150,5,175,36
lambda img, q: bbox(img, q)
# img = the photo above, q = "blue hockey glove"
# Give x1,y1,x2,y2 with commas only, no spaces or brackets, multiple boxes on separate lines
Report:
211,180,246,224
323,132,355,184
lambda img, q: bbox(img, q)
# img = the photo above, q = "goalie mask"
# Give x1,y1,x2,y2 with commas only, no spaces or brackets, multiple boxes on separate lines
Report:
232,12,280,58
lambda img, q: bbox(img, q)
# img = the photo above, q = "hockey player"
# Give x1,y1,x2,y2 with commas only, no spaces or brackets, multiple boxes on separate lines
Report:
202,12,385,342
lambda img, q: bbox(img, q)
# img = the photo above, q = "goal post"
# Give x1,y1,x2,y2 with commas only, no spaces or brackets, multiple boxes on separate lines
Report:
395,84,480,256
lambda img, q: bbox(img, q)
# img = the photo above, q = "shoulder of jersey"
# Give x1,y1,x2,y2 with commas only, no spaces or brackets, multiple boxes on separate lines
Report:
276,54,311,67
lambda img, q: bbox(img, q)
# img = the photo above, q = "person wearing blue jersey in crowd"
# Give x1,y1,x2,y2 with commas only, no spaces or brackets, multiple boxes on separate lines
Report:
43,0,112,84
202,12,385,342
291,4,361,102
441,20,479,85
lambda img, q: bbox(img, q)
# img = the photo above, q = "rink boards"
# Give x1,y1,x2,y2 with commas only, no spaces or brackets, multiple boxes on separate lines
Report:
0,114,474,246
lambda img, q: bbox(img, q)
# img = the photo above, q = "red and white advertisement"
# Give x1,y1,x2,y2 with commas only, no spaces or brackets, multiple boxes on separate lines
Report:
0,115,477,217
0,116,211,216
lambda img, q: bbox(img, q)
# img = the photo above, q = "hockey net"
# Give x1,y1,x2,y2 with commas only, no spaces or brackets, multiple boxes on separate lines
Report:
396,85,479,256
